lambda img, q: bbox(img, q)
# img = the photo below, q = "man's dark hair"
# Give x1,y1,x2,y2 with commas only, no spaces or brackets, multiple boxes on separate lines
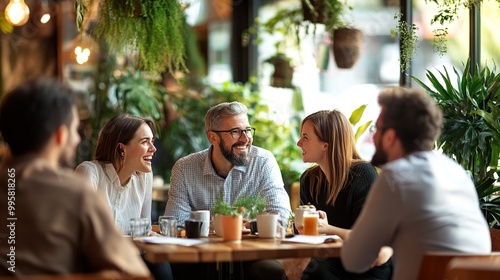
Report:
378,86,443,152
0,78,77,156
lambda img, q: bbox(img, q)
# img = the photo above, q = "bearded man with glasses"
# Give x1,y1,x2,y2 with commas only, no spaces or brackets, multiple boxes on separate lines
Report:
165,101,291,280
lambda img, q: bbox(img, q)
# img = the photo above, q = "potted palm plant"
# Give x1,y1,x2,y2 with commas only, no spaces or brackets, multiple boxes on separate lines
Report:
413,60,500,227
74,0,187,75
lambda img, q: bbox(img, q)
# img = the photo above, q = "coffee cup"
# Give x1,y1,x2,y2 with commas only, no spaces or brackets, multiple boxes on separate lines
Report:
256,213,279,239
189,210,210,237
185,219,203,238
295,205,316,229
249,220,258,235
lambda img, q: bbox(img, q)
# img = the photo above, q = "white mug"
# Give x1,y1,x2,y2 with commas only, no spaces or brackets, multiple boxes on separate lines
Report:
256,213,279,239
295,205,316,228
189,210,210,237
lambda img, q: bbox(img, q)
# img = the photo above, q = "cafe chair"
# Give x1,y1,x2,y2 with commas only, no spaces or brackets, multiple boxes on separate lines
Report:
445,255,500,280
417,252,500,280
489,228,500,251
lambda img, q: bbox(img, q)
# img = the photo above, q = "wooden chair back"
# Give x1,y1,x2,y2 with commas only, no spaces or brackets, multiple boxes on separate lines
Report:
489,228,500,251
290,181,300,211
445,255,500,280
417,252,500,280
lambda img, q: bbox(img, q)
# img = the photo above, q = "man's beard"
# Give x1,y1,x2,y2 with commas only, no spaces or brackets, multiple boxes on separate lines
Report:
219,139,249,166
59,135,77,168
59,149,75,168
371,138,388,167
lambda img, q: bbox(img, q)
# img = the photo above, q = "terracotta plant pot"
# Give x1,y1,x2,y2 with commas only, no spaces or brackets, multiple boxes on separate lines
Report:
332,28,363,69
220,215,242,242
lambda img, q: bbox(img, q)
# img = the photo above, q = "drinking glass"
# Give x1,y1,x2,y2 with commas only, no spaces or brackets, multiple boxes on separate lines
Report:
302,211,319,236
130,218,149,238
159,216,177,237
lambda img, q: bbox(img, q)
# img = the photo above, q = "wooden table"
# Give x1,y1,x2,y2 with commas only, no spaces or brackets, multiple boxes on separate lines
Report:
135,235,342,264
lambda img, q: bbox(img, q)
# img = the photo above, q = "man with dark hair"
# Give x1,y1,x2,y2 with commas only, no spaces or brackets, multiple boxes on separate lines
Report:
341,87,491,280
0,79,150,276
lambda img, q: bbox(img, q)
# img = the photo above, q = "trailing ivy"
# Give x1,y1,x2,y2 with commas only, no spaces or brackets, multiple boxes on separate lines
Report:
391,12,419,73
75,0,187,75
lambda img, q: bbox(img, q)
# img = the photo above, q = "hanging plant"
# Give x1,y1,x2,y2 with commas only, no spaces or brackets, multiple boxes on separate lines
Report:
395,0,500,69
331,27,363,69
74,0,187,75
301,0,346,30
391,12,418,73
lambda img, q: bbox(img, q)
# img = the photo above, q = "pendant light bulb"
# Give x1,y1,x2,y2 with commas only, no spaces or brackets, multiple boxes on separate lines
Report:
5,0,30,26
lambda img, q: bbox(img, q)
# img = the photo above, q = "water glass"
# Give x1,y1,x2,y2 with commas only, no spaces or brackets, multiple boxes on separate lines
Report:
159,216,177,237
130,218,149,238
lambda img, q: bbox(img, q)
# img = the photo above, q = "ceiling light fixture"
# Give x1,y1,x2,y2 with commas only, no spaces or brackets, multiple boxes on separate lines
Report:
4,0,30,26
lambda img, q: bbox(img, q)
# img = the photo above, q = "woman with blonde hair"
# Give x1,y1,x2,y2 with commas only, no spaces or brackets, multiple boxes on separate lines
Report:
297,110,392,280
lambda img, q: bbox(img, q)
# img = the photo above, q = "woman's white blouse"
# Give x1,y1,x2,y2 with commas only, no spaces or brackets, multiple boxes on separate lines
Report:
75,160,152,234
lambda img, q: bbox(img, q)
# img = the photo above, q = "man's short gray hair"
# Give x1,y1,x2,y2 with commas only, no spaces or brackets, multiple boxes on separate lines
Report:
205,101,248,133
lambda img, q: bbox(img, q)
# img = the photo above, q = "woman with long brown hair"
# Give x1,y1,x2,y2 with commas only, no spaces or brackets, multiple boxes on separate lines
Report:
297,110,392,280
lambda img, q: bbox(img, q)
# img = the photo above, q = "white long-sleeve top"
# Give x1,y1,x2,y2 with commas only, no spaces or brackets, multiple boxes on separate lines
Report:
341,151,491,280
75,160,152,234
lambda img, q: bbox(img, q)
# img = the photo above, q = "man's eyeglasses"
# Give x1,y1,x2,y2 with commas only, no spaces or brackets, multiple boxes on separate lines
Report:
369,125,387,135
212,127,256,140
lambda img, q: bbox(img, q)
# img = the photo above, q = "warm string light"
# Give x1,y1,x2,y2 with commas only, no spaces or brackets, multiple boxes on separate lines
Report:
72,34,99,65
39,0,51,24
4,0,30,26
74,46,91,64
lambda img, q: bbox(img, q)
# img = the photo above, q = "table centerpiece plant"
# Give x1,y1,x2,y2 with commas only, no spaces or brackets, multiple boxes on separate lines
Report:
212,196,245,241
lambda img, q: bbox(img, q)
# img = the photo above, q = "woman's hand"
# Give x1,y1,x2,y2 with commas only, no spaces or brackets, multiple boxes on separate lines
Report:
318,210,330,235
371,246,393,267
147,230,161,237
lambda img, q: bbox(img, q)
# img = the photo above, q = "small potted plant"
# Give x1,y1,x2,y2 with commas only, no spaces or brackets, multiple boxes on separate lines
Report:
234,194,267,220
212,196,245,241
234,194,267,235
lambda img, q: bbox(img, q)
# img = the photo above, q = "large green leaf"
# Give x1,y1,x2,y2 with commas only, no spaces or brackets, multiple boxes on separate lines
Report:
349,104,367,126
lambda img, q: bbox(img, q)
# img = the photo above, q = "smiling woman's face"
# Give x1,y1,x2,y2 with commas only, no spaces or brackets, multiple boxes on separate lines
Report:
297,120,328,165
122,123,156,173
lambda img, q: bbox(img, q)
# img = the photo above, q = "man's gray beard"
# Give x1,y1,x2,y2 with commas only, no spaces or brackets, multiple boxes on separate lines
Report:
219,141,249,166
